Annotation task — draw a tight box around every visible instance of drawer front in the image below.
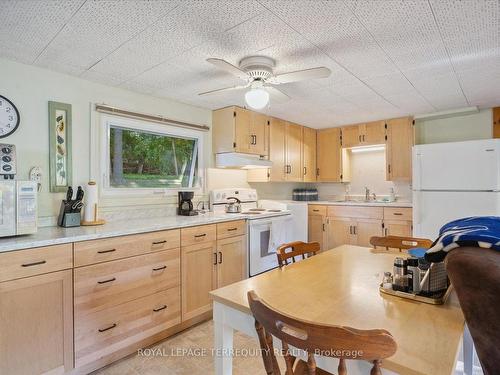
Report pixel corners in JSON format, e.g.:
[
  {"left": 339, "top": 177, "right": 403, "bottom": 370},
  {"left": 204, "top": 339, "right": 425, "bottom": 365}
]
[
  {"left": 74, "top": 229, "right": 180, "bottom": 267},
  {"left": 75, "top": 287, "right": 180, "bottom": 368},
  {"left": 308, "top": 205, "right": 327, "bottom": 216},
  {"left": 384, "top": 207, "right": 413, "bottom": 221},
  {"left": 217, "top": 220, "right": 246, "bottom": 239},
  {"left": 0, "top": 244, "right": 72, "bottom": 282},
  {"left": 74, "top": 248, "right": 180, "bottom": 317},
  {"left": 181, "top": 224, "right": 216, "bottom": 246},
  {"left": 327, "top": 205, "right": 383, "bottom": 220}
]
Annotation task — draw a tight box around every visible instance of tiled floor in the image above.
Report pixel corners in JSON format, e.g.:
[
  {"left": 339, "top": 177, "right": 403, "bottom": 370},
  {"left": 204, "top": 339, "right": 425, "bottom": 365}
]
[{"left": 91, "top": 320, "right": 270, "bottom": 375}]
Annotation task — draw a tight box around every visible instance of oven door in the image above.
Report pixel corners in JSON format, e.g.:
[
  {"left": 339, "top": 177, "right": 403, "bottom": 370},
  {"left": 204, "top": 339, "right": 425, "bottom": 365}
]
[{"left": 248, "top": 218, "right": 279, "bottom": 277}]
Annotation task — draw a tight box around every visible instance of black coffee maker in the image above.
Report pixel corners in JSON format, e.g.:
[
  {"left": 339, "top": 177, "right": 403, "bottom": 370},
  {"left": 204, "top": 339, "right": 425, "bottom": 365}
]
[{"left": 178, "top": 191, "right": 198, "bottom": 216}]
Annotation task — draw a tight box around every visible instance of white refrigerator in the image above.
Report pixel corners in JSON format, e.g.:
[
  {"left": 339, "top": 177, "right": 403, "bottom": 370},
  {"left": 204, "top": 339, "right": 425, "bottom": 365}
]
[{"left": 413, "top": 139, "right": 500, "bottom": 239}]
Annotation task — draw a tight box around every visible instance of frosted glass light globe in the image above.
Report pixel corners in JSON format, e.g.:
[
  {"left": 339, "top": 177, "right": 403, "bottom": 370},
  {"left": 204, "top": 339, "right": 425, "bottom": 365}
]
[{"left": 245, "top": 88, "right": 270, "bottom": 109}]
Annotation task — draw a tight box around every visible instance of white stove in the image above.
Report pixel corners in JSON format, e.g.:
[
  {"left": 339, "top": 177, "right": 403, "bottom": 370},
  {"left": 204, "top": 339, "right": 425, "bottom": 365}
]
[{"left": 210, "top": 189, "right": 298, "bottom": 277}]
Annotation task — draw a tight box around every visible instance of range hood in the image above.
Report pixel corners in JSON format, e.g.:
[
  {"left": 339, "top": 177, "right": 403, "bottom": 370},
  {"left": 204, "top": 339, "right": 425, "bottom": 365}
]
[{"left": 215, "top": 153, "right": 272, "bottom": 169}]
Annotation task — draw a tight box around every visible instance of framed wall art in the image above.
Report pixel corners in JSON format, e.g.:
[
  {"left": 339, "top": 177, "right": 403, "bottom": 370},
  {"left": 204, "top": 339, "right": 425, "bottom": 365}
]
[{"left": 48, "top": 101, "right": 72, "bottom": 193}]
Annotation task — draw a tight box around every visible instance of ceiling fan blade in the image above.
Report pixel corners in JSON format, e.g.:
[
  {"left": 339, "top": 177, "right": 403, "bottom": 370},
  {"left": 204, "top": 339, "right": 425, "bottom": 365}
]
[
  {"left": 198, "top": 84, "right": 248, "bottom": 96},
  {"left": 265, "top": 86, "right": 290, "bottom": 103},
  {"left": 206, "top": 58, "right": 249, "bottom": 81},
  {"left": 270, "top": 67, "right": 331, "bottom": 84}
]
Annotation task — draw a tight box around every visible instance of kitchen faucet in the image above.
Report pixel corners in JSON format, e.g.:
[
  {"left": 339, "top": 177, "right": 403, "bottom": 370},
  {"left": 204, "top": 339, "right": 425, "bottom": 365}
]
[{"left": 365, "top": 187, "right": 370, "bottom": 201}]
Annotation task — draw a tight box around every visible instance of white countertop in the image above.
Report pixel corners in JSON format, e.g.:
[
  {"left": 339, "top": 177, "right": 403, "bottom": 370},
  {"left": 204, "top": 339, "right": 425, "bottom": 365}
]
[
  {"left": 309, "top": 200, "right": 413, "bottom": 208},
  {"left": 0, "top": 211, "right": 289, "bottom": 253}
]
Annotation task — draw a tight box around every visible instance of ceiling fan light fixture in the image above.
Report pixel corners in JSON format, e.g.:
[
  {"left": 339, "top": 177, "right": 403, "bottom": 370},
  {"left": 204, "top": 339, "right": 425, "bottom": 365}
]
[{"left": 245, "top": 88, "right": 269, "bottom": 110}]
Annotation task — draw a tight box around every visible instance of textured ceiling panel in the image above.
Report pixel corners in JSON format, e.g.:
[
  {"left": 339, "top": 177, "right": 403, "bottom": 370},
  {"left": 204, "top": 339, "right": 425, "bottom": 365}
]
[
  {"left": 0, "top": 1, "right": 498, "bottom": 127},
  {"left": 35, "top": 0, "right": 179, "bottom": 70},
  {"left": 0, "top": 0, "right": 85, "bottom": 63}
]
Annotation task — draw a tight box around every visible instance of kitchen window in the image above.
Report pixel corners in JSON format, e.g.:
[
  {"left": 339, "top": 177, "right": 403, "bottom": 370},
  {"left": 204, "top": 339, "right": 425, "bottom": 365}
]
[{"left": 100, "top": 115, "right": 203, "bottom": 194}]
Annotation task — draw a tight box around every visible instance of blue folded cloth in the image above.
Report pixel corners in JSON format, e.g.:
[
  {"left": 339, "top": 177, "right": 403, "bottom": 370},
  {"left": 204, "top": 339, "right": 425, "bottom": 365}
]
[{"left": 425, "top": 216, "right": 500, "bottom": 262}]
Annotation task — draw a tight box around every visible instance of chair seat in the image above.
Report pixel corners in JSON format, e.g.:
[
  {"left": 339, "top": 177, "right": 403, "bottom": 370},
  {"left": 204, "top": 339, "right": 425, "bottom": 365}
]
[{"left": 294, "top": 359, "right": 334, "bottom": 375}]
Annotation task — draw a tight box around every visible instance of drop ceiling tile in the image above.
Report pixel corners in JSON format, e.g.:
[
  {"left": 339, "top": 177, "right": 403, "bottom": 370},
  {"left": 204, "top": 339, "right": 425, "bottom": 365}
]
[
  {"left": 80, "top": 69, "right": 124, "bottom": 87},
  {"left": 0, "top": 0, "right": 85, "bottom": 63},
  {"left": 384, "top": 91, "right": 435, "bottom": 114},
  {"left": 363, "top": 73, "right": 416, "bottom": 97},
  {"left": 35, "top": 0, "right": 179, "bottom": 70}
]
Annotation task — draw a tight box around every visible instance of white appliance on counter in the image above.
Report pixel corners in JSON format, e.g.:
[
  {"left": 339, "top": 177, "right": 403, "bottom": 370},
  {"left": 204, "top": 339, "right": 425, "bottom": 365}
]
[
  {"left": 413, "top": 139, "right": 500, "bottom": 239},
  {"left": 210, "top": 188, "right": 302, "bottom": 277},
  {"left": 0, "top": 180, "right": 38, "bottom": 237}
]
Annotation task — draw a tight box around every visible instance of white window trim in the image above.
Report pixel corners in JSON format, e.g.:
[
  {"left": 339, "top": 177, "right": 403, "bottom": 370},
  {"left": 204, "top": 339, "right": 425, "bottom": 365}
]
[{"left": 99, "top": 114, "right": 204, "bottom": 197}]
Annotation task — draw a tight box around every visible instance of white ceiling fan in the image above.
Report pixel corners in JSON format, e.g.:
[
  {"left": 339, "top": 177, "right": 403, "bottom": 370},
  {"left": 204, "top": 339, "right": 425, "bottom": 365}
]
[{"left": 198, "top": 56, "right": 331, "bottom": 109}]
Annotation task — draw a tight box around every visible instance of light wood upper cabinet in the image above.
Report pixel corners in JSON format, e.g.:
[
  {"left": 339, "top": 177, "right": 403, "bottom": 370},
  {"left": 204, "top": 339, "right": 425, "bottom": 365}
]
[
  {"left": 302, "top": 126, "right": 317, "bottom": 182},
  {"left": 285, "top": 122, "right": 303, "bottom": 181},
  {"left": 317, "top": 128, "right": 342, "bottom": 182},
  {"left": 493, "top": 107, "right": 500, "bottom": 138},
  {"left": 269, "top": 117, "right": 286, "bottom": 181},
  {"left": 212, "top": 106, "right": 268, "bottom": 156},
  {"left": 340, "top": 125, "right": 361, "bottom": 148},
  {"left": 0, "top": 270, "right": 73, "bottom": 375},
  {"left": 386, "top": 117, "right": 414, "bottom": 181},
  {"left": 363, "top": 121, "right": 386, "bottom": 145}
]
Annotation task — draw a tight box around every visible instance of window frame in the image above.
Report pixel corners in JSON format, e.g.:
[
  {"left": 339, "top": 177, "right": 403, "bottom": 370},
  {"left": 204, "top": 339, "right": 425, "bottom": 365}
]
[{"left": 99, "top": 114, "right": 205, "bottom": 196}]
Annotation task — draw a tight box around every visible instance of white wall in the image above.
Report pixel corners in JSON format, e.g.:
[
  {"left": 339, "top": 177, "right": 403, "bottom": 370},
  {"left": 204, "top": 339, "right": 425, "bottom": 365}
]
[
  {"left": 415, "top": 108, "right": 492, "bottom": 144},
  {"left": 0, "top": 58, "right": 212, "bottom": 223}
]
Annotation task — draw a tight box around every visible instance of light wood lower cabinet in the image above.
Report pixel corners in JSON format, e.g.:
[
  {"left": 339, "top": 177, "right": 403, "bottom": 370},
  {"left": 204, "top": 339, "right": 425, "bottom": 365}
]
[
  {"left": 326, "top": 217, "right": 356, "bottom": 248},
  {"left": 75, "top": 287, "right": 180, "bottom": 368},
  {"left": 308, "top": 214, "right": 327, "bottom": 250},
  {"left": 216, "top": 235, "right": 247, "bottom": 288},
  {"left": 0, "top": 270, "right": 73, "bottom": 375},
  {"left": 181, "top": 241, "right": 217, "bottom": 321},
  {"left": 181, "top": 223, "right": 247, "bottom": 321}
]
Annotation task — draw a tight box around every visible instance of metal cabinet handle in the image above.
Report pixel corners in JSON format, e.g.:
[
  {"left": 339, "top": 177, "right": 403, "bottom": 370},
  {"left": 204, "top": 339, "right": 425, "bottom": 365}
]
[
  {"left": 194, "top": 233, "right": 206, "bottom": 238},
  {"left": 303, "top": 166, "right": 307, "bottom": 175},
  {"left": 363, "top": 135, "right": 365, "bottom": 142},
  {"left": 322, "top": 223, "right": 325, "bottom": 231},
  {"left": 358, "top": 135, "right": 361, "bottom": 142},
  {"left": 153, "top": 305, "right": 167, "bottom": 312},
  {"left": 213, "top": 252, "right": 218, "bottom": 266},
  {"left": 349, "top": 225, "right": 352, "bottom": 235},
  {"left": 393, "top": 212, "right": 403, "bottom": 216},
  {"left": 97, "top": 277, "right": 116, "bottom": 284},
  {"left": 227, "top": 228, "right": 238, "bottom": 231},
  {"left": 218, "top": 251, "right": 223, "bottom": 264},
  {"left": 98, "top": 323, "right": 117, "bottom": 333},
  {"left": 313, "top": 209, "right": 319, "bottom": 212},
  {"left": 152, "top": 265, "right": 167, "bottom": 271},
  {"left": 97, "top": 248, "right": 116, "bottom": 254},
  {"left": 152, "top": 240, "right": 167, "bottom": 245},
  {"left": 21, "top": 260, "right": 46, "bottom": 267},
  {"left": 385, "top": 228, "right": 388, "bottom": 236},
  {"left": 388, "top": 164, "right": 391, "bottom": 174},
  {"left": 254, "top": 135, "right": 257, "bottom": 145},
  {"left": 353, "top": 226, "right": 357, "bottom": 235}
]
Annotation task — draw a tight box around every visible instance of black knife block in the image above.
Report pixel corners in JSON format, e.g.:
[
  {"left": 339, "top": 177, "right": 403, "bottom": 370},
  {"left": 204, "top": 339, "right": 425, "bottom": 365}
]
[{"left": 57, "top": 201, "right": 81, "bottom": 228}]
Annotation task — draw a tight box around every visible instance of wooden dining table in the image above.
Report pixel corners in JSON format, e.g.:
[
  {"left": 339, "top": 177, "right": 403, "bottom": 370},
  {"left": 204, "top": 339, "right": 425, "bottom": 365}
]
[{"left": 210, "top": 245, "right": 466, "bottom": 375}]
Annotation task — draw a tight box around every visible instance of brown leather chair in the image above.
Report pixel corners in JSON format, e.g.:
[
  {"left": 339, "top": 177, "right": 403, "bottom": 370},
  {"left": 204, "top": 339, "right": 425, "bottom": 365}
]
[{"left": 445, "top": 247, "right": 500, "bottom": 375}]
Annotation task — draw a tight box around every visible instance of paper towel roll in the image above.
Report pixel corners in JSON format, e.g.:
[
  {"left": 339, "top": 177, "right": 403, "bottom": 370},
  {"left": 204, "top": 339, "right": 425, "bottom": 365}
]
[{"left": 83, "top": 180, "right": 99, "bottom": 222}]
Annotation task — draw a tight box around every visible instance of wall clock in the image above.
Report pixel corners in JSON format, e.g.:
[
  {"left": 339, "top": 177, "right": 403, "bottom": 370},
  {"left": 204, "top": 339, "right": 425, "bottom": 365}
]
[{"left": 0, "top": 95, "right": 20, "bottom": 138}]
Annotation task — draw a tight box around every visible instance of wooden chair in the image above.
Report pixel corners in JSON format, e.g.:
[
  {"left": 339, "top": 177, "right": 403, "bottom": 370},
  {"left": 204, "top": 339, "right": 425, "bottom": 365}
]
[
  {"left": 369, "top": 235, "right": 433, "bottom": 252},
  {"left": 276, "top": 241, "right": 320, "bottom": 267},
  {"left": 248, "top": 290, "right": 397, "bottom": 375}
]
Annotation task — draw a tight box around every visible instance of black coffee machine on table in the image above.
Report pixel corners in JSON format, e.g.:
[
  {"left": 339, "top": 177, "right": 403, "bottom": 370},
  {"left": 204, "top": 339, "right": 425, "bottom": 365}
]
[{"left": 178, "top": 191, "right": 198, "bottom": 216}]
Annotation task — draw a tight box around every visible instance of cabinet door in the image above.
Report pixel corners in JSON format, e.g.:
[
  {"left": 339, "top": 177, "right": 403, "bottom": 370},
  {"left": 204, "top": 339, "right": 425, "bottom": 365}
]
[
  {"left": 317, "top": 128, "right": 342, "bottom": 182},
  {"left": 181, "top": 242, "right": 217, "bottom": 321},
  {"left": 355, "top": 219, "right": 383, "bottom": 247},
  {"left": 384, "top": 220, "right": 413, "bottom": 237},
  {"left": 494, "top": 107, "right": 500, "bottom": 138},
  {"left": 341, "top": 125, "right": 361, "bottom": 148},
  {"left": 269, "top": 117, "right": 286, "bottom": 181},
  {"left": 363, "top": 121, "right": 386, "bottom": 145},
  {"left": 285, "top": 122, "right": 303, "bottom": 181},
  {"left": 326, "top": 217, "right": 355, "bottom": 248},
  {"left": 308, "top": 214, "right": 326, "bottom": 251},
  {"left": 216, "top": 235, "right": 247, "bottom": 288},
  {"left": 234, "top": 107, "right": 251, "bottom": 153},
  {"left": 302, "top": 126, "right": 317, "bottom": 182},
  {"left": 0, "top": 270, "right": 73, "bottom": 375},
  {"left": 386, "top": 117, "right": 413, "bottom": 181},
  {"left": 250, "top": 111, "right": 268, "bottom": 156}
]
